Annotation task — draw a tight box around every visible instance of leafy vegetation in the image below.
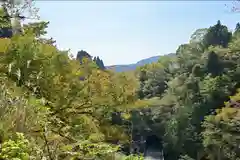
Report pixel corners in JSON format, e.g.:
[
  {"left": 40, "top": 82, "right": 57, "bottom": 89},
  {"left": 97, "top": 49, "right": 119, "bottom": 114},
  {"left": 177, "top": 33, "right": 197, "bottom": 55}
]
[
  {"left": 133, "top": 15, "right": 240, "bottom": 160},
  {"left": 0, "top": 0, "right": 240, "bottom": 160}
]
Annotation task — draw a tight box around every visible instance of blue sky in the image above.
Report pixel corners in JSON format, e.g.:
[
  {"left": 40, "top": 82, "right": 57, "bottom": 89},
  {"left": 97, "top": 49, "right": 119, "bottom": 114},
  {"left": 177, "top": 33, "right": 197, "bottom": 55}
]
[{"left": 34, "top": 1, "right": 240, "bottom": 66}]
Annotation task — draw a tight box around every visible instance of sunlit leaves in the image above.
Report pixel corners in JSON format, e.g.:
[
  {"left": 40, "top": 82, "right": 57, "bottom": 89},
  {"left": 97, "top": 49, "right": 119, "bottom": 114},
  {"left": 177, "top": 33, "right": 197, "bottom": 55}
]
[
  {"left": 23, "top": 21, "right": 49, "bottom": 37},
  {"left": 0, "top": 132, "right": 30, "bottom": 160},
  {"left": 124, "top": 154, "right": 144, "bottom": 160},
  {"left": 134, "top": 20, "right": 240, "bottom": 160},
  {"left": 202, "top": 106, "right": 240, "bottom": 160},
  {"left": 190, "top": 28, "right": 208, "bottom": 44},
  {"left": 0, "top": 22, "right": 141, "bottom": 159},
  {"left": 0, "top": 38, "right": 10, "bottom": 53}
]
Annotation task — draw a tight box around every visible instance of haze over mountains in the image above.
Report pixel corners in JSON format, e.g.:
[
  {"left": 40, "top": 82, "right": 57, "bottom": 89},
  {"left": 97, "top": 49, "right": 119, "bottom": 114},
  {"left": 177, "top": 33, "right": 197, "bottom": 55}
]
[
  {"left": 75, "top": 49, "right": 175, "bottom": 72},
  {"left": 107, "top": 53, "right": 175, "bottom": 72}
]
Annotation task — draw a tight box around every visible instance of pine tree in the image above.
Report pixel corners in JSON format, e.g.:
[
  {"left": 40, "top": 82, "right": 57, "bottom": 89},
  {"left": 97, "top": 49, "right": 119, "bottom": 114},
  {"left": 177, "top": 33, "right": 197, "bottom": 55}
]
[
  {"left": 203, "top": 20, "right": 232, "bottom": 48},
  {"left": 99, "top": 59, "right": 105, "bottom": 69},
  {"left": 235, "top": 22, "right": 240, "bottom": 32},
  {"left": 76, "top": 50, "right": 92, "bottom": 64},
  {"left": 93, "top": 56, "right": 105, "bottom": 70},
  {"left": 233, "top": 22, "right": 240, "bottom": 38}
]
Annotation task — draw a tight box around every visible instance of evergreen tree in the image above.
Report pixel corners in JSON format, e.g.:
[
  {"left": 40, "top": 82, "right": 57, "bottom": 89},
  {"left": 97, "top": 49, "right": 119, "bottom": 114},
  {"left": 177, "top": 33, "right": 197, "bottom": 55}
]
[
  {"left": 233, "top": 22, "right": 240, "bottom": 38},
  {"left": 76, "top": 50, "right": 92, "bottom": 64},
  {"left": 203, "top": 20, "right": 232, "bottom": 48},
  {"left": 235, "top": 22, "right": 240, "bottom": 32},
  {"left": 93, "top": 56, "right": 105, "bottom": 70},
  {"left": 99, "top": 59, "right": 105, "bottom": 69}
]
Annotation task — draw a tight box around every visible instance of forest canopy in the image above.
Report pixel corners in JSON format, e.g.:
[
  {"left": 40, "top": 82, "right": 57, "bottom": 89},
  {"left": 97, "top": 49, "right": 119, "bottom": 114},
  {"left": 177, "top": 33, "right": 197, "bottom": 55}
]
[{"left": 0, "top": 0, "right": 240, "bottom": 160}]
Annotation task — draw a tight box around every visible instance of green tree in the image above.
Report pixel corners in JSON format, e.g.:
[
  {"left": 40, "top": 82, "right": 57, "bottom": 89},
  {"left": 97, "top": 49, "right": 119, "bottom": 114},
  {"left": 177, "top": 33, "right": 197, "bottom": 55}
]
[
  {"left": 202, "top": 90, "right": 240, "bottom": 160},
  {"left": 203, "top": 20, "right": 232, "bottom": 48}
]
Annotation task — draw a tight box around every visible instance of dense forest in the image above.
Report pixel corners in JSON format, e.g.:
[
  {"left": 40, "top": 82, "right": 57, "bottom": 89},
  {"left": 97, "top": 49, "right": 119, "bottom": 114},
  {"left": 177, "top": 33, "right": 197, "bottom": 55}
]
[{"left": 0, "top": 0, "right": 240, "bottom": 160}]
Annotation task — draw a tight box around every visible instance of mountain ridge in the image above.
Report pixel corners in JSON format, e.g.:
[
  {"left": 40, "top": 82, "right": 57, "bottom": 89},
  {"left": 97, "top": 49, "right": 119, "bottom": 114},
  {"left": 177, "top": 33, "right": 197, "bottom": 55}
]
[{"left": 107, "top": 54, "right": 174, "bottom": 72}]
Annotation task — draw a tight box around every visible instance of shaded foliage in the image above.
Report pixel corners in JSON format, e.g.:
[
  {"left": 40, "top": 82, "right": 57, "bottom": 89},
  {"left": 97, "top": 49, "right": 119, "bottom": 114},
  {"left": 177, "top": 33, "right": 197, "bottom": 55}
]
[
  {"left": 133, "top": 20, "right": 240, "bottom": 160},
  {"left": 0, "top": 2, "right": 240, "bottom": 160}
]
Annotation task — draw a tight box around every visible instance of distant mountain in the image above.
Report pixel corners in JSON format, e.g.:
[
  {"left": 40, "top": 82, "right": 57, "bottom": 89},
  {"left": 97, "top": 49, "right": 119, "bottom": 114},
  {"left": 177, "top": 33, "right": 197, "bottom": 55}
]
[{"left": 107, "top": 54, "right": 174, "bottom": 72}]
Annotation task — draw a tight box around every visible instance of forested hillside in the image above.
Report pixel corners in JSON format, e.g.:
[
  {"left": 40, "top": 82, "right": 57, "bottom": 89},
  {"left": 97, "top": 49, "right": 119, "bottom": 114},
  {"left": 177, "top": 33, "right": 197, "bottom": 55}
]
[
  {"left": 107, "top": 55, "right": 162, "bottom": 72},
  {"left": 0, "top": 1, "right": 239, "bottom": 160},
  {"left": 107, "top": 53, "right": 175, "bottom": 72},
  {"left": 134, "top": 20, "right": 240, "bottom": 159}
]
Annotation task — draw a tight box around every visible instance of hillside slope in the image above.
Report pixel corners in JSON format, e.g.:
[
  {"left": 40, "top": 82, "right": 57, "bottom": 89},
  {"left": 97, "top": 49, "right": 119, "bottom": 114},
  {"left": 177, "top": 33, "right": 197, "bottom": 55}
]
[{"left": 107, "top": 54, "right": 174, "bottom": 72}]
